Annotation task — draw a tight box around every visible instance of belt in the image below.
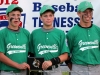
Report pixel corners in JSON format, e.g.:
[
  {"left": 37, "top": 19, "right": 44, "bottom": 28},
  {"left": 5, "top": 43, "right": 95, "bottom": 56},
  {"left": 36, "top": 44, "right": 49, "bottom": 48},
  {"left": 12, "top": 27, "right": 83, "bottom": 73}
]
[{"left": 3, "top": 70, "right": 20, "bottom": 73}]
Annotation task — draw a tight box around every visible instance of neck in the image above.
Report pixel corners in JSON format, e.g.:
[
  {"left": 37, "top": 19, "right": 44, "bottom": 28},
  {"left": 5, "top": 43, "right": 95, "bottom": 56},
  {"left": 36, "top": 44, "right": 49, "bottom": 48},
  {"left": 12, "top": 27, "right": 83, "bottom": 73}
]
[
  {"left": 79, "top": 21, "right": 91, "bottom": 27},
  {"left": 8, "top": 25, "right": 19, "bottom": 30},
  {"left": 43, "top": 24, "right": 53, "bottom": 29}
]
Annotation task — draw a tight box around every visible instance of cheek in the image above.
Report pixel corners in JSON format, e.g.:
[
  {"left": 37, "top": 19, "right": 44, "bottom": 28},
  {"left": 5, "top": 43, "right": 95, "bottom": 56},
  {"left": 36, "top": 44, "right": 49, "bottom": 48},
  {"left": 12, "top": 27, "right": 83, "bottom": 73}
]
[
  {"left": 90, "top": 14, "right": 93, "bottom": 18},
  {"left": 7, "top": 17, "right": 11, "bottom": 20},
  {"left": 18, "top": 16, "right": 21, "bottom": 19},
  {"left": 82, "top": 15, "right": 85, "bottom": 18},
  {"left": 81, "top": 15, "right": 88, "bottom": 19},
  {"left": 50, "top": 17, "right": 54, "bottom": 21},
  {"left": 42, "top": 19, "right": 47, "bottom": 23},
  {"left": 80, "top": 15, "right": 85, "bottom": 20},
  {"left": 10, "top": 18, "right": 15, "bottom": 22},
  {"left": 18, "top": 18, "right": 20, "bottom": 21},
  {"left": 51, "top": 17, "right": 54, "bottom": 20}
]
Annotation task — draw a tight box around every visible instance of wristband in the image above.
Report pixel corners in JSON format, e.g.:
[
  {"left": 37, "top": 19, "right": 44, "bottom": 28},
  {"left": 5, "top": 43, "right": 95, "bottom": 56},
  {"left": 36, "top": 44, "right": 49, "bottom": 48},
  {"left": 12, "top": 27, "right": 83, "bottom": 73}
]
[{"left": 50, "top": 57, "right": 61, "bottom": 65}]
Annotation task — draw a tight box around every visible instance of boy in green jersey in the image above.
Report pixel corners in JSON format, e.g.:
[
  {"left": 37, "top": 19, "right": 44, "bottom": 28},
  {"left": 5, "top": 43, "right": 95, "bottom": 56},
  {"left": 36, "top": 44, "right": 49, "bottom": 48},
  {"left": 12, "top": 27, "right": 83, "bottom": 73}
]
[
  {"left": 0, "top": 4, "right": 30, "bottom": 75},
  {"left": 66, "top": 1, "right": 100, "bottom": 75},
  {"left": 30, "top": 5, "right": 70, "bottom": 75}
]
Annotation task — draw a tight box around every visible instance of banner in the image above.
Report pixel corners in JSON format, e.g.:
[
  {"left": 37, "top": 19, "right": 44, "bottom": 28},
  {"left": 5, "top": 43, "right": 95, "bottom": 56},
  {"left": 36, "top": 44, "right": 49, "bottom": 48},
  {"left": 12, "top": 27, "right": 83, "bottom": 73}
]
[{"left": 0, "top": 0, "right": 99, "bottom": 33}]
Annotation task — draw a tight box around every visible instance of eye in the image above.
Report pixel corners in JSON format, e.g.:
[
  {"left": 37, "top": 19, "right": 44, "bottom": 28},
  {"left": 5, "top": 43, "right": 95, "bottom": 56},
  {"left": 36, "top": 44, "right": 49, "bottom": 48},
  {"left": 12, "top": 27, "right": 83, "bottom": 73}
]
[
  {"left": 17, "top": 14, "right": 21, "bottom": 17},
  {"left": 49, "top": 14, "right": 53, "bottom": 17},
  {"left": 12, "top": 14, "right": 15, "bottom": 16},
  {"left": 44, "top": 15, "right": 47, "bottom": 17}
]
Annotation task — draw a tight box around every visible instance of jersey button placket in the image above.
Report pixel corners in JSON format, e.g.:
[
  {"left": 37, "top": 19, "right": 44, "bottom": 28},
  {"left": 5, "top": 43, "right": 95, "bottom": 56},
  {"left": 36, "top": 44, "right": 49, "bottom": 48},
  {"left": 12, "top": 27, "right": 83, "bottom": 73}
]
[
  {"left": 16, "top": 34, "right": 18, "bottom": 41},
  {"left": 88, "top": 30, "right": 90, "bottom": 37},
  {"left": 46, "top": 33, "right": 48, "bottom": 40}
]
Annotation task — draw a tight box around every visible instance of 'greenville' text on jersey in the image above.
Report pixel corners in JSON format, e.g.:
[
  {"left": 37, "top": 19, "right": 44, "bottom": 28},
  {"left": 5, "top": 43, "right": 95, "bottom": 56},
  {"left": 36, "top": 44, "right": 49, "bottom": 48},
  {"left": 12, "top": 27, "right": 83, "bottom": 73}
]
[
  {"left": 37, "top": 43, "right": 58, "bottom": 55},
  {"left": 78, "top": 40, "right": 99, "bottom": 51},
  {"left": 7, "top": 43, "right": 26, "bottom": 55}
]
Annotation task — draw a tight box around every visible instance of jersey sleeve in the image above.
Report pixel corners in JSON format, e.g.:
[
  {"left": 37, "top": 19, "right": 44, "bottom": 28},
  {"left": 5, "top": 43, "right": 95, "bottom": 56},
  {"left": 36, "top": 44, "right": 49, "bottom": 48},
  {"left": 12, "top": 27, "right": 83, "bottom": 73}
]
[
  {"left": 66, "top": 31, "right": 74, "bottom": 53},
  {"left": 29, "top": 31, "right": 35, "bottom": 54},
  {"left": 22, "top": 28, "right": 30, "bottom": 53},
  {"left": 0, "top": 31, "right": 6, "bottom": 53},
  {"left": 60, "top": 31, "right": 70, "bottom": 54},
  {"left": 27, "top": 31, "right": 31, "bottom": 53}
]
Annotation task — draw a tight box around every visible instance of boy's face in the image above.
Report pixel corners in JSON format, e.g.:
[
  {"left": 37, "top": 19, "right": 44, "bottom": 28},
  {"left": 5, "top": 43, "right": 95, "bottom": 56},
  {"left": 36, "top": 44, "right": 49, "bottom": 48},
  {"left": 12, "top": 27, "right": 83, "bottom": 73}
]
[
  {"left": 40, "top": 11, "right": 54, "bottom": 26},
  {"left": 7, "top": 10, "right": 21, "bottom": 27},
  {"left": 77, "top": 8, "right": 93, "bottom": 23}
]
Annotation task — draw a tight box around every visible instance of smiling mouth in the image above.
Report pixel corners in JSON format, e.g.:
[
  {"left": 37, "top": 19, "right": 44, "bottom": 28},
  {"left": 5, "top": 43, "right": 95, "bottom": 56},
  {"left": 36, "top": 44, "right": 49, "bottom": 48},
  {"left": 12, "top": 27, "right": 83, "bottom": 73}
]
[
  {"left": 14, "top": 21, "right": 18, "bottom": 22},
  {"left": 14, "top": 21, "right": 19, "bottom": 23}
]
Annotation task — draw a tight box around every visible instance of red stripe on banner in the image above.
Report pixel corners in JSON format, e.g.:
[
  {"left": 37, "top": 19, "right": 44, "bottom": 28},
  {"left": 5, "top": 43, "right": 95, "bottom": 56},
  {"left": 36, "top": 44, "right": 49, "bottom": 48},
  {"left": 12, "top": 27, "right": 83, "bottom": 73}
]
[
  {"left": 0, "top": 15, "right": 7, "bottom": 20},
  {"left": 19, "top": 21, "right": 22, "bottom": 27}
]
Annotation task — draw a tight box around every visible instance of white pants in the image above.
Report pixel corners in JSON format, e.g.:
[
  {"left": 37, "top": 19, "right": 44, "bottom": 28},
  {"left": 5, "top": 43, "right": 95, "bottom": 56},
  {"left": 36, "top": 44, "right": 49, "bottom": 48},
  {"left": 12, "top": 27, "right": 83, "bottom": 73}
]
[
  {"left": 43, "top": 65, "right": 62, "bottom": 75},
  {"left": 0, "top": 70, "right": 26, "bottom": 75},
  {"left": 71, "top": 64, "right": 100, "bottom": 75}
]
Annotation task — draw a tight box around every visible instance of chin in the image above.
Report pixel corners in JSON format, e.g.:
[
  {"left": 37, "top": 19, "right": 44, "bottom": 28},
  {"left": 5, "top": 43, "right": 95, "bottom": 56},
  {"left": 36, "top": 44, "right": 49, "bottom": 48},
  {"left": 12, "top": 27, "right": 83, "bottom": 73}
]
[
  {"left": 84, "top": 20, "right": 91, "bottom": 23},
  {"left": 13, "top": 25, "right": 19, "bottom": 27},
  {"left": 46, "top": 23, "right": 52, "bottom": 26},
  {"left": 47, "top": 24, "right": 51, "bottom": 26},
  {"left": 86, "top": 21, "right": 91, "bottom": 23}
]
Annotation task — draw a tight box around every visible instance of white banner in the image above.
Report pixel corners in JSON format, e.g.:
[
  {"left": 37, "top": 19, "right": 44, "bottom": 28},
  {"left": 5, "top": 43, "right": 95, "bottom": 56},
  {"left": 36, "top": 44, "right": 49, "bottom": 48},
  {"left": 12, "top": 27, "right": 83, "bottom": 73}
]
[{"left": 0, "top": 0, "right": 100, "bottom": 33}]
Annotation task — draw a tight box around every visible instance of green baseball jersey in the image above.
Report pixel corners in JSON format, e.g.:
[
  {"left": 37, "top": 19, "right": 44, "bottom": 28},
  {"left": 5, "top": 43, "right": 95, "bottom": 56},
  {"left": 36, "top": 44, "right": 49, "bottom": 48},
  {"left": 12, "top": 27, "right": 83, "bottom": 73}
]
[
  {"left": 30, "top": 28, "right": 69, "bottom": 60},
  {"left": 0, "top": 27, "right": 30, "bottom": 71},
  {"left": 67, "top": 24, "right": 100, "bottom": 65}
]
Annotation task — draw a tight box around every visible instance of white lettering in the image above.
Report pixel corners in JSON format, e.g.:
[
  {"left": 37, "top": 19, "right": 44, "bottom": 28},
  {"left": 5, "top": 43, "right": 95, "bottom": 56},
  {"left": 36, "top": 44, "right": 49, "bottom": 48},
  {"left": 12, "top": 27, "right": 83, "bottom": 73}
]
[
  {"left": 7, "top": 43, "right": 26, "bottom": 50},
  {"left": 78, "top": 40, "right": 99, "bottom": 47},
  {"left": 37, "top": 43, "right": 58, "bottom": 51}
]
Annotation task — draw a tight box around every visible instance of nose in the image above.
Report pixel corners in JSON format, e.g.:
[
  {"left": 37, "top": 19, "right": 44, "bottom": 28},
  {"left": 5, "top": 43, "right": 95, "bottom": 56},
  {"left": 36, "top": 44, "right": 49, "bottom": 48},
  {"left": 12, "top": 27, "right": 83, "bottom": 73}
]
[
  {"left": 87, "top": 13, "right": 91, "bottom": 17},
  {"left": 14, "top": 15, "right": 19, "bottom": 20},
  {"left": 47, "top": 16, "right": 51, "bottom": 20}
]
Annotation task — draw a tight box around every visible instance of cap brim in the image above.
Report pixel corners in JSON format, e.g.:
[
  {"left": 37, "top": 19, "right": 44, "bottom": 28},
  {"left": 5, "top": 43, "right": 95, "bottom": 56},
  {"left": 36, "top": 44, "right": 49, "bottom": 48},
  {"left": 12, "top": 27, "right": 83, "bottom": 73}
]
[
  {"left": 82, "top": 7, "right": 93, "bottom": 12},
  {"left": 13, "top": 7, "right": 23, "bottom": 12},
  {"left": 41, "top": 9, "right": 55, "bottom": 15}
]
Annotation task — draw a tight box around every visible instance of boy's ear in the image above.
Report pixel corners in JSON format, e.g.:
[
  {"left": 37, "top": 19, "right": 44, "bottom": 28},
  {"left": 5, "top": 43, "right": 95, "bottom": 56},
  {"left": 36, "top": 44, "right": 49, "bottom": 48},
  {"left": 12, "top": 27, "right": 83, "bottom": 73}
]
[
  {"left": 40, "top": 16, "right": 43, "bottom": 21},
  {"left": 77, "top": 12, "right": 80, "bottom": 17}
]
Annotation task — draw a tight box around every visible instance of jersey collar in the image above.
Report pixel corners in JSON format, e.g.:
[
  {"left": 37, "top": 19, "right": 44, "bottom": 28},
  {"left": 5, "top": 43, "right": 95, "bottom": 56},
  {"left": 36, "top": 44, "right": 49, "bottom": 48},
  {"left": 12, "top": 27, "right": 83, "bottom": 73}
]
[
  {"left": 7, "top": 27, "right": 20, "bottom": 33},
  {"left": 41, "top": 27, "right": 54, "bottom": 32},
  {"left": 78, "top": 23, "right": 93, "bottom": 28}
]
